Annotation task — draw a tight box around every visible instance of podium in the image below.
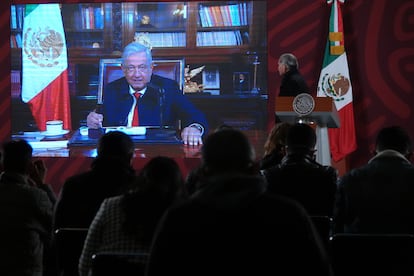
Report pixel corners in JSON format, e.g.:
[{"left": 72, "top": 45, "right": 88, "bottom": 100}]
[
  {"left": 275, "top": 96, "right": 340, "bottom": 165},
  {"left": 275, "top": 96, "right": 339, "bottom": 128}
]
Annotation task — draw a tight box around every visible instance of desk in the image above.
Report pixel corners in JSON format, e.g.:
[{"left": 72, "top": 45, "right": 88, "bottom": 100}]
[
  {"left": 34, "top": 130, "right": 267, "bottom": 195},
  {"left": 69, "top": 94, "right": 268, "bottom": 131},
  {"left": 188, "top": 94, "right": 268, "bottom": 130}
]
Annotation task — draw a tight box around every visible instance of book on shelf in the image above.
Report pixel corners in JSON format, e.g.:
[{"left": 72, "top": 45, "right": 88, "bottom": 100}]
[
  {"left": 228, "top": 4, "right": 241, "bottom": 26},
  {"left": 199, "top": 3, "right": 248, "bottom": 28},
  {"left": 80, "top": 5, "right": 104, "bottom": 30},
  {"left": 11, "top": 5, "right": 25, "bottom": 30},
  {"left": 11, "top": 70, "right": 21, "bottom": 98},
  {"left": 220, "top": 5, "right": 231, "bottom": 26},
  {"left": 136, "top": 32, "right": 186, "bottom": 48},
  {"left": 10, "top": 33, "right": 22, "bottom": 48},
  {"left": 197, "top": 30, "right": 246, "bottom": 47},
  {"left": 11, "top": 5, "right": 17, "bottom": 29},
  {"left": 210, "top": 5, "right": 222, "bottom": 27}
]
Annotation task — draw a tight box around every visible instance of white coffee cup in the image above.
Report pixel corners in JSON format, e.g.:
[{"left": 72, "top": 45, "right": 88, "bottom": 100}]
[{"left": 46, "top": 120, "right": 63, "bottom": 133}]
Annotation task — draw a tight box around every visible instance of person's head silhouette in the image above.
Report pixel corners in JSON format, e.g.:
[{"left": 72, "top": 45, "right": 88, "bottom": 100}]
[
  {"left": 375, "top": 125, "right": 412, "bottom": 160},
  {"left": 97, "top": 131, "right": 135, "bottom": 164},
  {"left": 201, "top": 128, "right": 256, "bottom": 175}
]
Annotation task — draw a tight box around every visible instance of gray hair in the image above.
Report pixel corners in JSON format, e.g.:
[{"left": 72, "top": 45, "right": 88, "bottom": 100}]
[
  {"left": 121, "top": 42, "right": 152, "bottom": 66},
  {"left": 279, "top": 53, "right": 299, "bottom": 70}
]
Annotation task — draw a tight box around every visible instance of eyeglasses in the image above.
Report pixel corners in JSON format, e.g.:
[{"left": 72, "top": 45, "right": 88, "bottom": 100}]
[{"left": 124, "top": 64, "right": 150, "bottom": 74}]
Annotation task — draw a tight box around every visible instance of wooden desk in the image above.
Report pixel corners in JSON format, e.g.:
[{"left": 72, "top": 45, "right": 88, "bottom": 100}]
[
  {"left": 36, "top": 130, "right": 267, "bottom": 195},
  {"left": 69, "top": 94, "right": 269, "bottom": 131}
]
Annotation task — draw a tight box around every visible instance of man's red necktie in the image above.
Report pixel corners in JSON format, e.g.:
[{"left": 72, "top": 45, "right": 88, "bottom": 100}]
[{"left": 132, "top": 93, "right": 141, "bottom": 126}]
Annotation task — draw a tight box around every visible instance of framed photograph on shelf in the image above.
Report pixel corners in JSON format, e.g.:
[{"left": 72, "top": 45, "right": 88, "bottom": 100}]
[
  {"left": 202, "top": 66, "right": 220, "bottom": 95},
  {"left": 233, "top": 72, "right": 250, "bottom": 93}
]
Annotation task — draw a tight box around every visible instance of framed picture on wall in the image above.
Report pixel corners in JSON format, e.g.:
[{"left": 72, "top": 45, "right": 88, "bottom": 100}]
[
  {"left": 233, "top": 72, "right": 250, "bottom": 93},
  {"left": 202, "top": 66, "right": 220, "bottom": 88},
  {"left": 202, "top": 66, "right": 220, "bottom": 95}
]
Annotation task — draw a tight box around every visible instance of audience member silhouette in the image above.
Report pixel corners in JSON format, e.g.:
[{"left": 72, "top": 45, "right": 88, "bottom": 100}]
[
  {"left": 53, "top": 131, "right": 137, "bottom": 275},
  {"left": 334, "top": 125, "right": 414, "bottom": 234},
  {"left": 263, "top": 123, "right": 338, "bottom": 217},
  {"left": 79, "top": 156, "right": 185, "bottom": 276},
  {"left": 184, "top": 124, "right": 233, "bottom": 195},
  {"left": 54, "top": 131, "right": 136, "bottom": 231},
  {"left": 259, "top": 122, "right": 292, "bottom": 170},
  {"left": 0, "top": 139, "right": 56, "bottom": 276},
  {"left": 146, "top": 128, "right": 333, "bottom": 276}
]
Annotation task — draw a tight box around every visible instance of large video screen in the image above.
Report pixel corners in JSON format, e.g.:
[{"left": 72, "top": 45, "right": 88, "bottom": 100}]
[{"left": 10, "top": 1, "right": 268, "bottom": 137}]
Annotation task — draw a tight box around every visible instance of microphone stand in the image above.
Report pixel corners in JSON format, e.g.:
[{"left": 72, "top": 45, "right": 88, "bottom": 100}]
[{"left": 159, "top": 87, "right": 165, "bottom": 129}]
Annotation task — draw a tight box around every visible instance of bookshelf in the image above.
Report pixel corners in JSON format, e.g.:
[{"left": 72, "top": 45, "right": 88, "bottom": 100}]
[
  {"left": 196, "top": 2, "right": 250, "bottom": 47},
  {"left": 133, "top": 2, "right": 187, "bottom": 48},
  {"left": 62, "top": 3, "right": 107, "bottom": 49},
  {"left": 10, "top": 4, "right": 24, "bottom": 49},
  {"left": 10, "top": 1, "right": 267, "bottom": 131},
  {"left": 10, "top": 1, "right": 265, "bottom": 81}
]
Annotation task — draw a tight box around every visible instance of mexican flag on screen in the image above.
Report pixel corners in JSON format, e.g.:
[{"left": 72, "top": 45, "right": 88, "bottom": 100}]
[
  {"left": 22, "top": 4, "right": 71, "bottom": 131},
  {"left": 317, "top": 0, "right": 356, "bottom": 162}
]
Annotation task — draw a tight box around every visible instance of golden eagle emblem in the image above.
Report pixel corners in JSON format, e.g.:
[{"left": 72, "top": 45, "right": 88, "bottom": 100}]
[
  {"left": 184, "top": 65, "right": 205, "bottom": 93},
  {"left": 319, "top": 73, "right": 350, "bottom": 101},
  {"left": 23, "top": 26, "right": 64, "bottom": 67}
]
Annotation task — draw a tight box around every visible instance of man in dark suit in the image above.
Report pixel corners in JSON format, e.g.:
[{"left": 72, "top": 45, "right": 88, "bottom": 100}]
[
  {"left": 278, "top": 53, "right": 310, "bottom": 97},
  {"left": 87, "top": 42, "right": 208, "bottom": 146}
]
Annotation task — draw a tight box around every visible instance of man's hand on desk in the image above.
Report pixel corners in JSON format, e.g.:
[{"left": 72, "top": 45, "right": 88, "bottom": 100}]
[
  {"left": 181, "top": 125, "right": 203, "bottom": 146},
  {"left": 87, "top": 111, "right": 103, "bottom": 129}
]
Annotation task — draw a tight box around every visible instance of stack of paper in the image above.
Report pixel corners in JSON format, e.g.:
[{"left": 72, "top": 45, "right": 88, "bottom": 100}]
[{"left": 12, "top": 132, "right": 68, "bottom": 149}]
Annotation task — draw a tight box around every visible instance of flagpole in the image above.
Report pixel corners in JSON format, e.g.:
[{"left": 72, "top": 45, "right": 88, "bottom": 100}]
[{"left": 316, "top": 0, "right": 357, "bottom": 164}]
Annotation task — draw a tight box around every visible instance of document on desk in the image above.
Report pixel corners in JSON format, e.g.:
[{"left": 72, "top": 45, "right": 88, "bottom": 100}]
[
  {"left": 12, "top": 132, "right": 69, "bottom": 149},
  {"left": 28, "top": 140, "right": 69, "bottom": 149},
  {"left": 105, "top": 126, "right": 147, "bottom": 135},
  {"left": 68, "top": 126, "right": 182, "bottom": 147}
]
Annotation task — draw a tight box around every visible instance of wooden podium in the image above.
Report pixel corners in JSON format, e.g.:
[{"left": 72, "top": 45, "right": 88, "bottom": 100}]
[
  {"left": 275, "top": 96, "right": 339, "bottom": 128},
  {"left": 275, "top": 96, "right": 340, "bottom": 165}
]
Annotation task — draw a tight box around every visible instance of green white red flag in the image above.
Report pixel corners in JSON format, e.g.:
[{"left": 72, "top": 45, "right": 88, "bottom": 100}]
[
  {"left": 317, "top": 0, "right": 356, "bottom": 162},
  {"left": 22, "top": 4, "right": 71, "bottom": 131}
]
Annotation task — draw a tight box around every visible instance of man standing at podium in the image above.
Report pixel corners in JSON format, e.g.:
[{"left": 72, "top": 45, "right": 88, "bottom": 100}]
[
  {"left": 87, "top": 42, "right": 208, "bottom": 146},
  {"left": 277, "top": 53, "right": 310, "bottom": 97}
]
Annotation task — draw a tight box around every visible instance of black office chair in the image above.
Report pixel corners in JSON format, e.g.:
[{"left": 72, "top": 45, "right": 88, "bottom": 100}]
[
  {"left": 97, "top": 58, "right": 185, "bottom": 105},
  {"left": 54, "top": 227, "right": 89, "bottom": 276},
  {"left": 330, "top": 233, "right": 414, "bottom": 276},
  {"left": 91, "top": 251, "right": 150, "bottom": 276}
]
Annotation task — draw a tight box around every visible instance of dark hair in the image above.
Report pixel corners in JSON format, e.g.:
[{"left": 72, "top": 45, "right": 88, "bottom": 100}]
[
  {"left": 137, "top": 156, "right": 184, "bottom": 195},
  {"left": 214, "top": 124, "right": 233, "bottom": 132},
  {"left": 286, "top": 123, "right": 317, "bottom": 150},
  {"left": 375, "top": 126, "right": 412, "bottom": 156},
  {"left": 264, "top": 122, "right": 292, "bottom": 156},
  {"left": 1, "top": 139, "right": 32, "bottom": 173},
  {"left": 122, "top": 156, "right": 184, "bottom": 241},
  {"left": 97, "top": 131, "right": 134, "bottom": 161},
  {"left": 201, "top": 128, "right": 255, "bottom": 173}
]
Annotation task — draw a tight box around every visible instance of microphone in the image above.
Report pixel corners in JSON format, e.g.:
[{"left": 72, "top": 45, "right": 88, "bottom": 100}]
[{"left": 147, "top": 82, "right": 165, "bottom": 129}]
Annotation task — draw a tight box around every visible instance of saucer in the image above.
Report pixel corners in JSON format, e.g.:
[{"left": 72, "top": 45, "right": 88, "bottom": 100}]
[{"left": 40, "top": 129, "right": 69, "bottom": 137}]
